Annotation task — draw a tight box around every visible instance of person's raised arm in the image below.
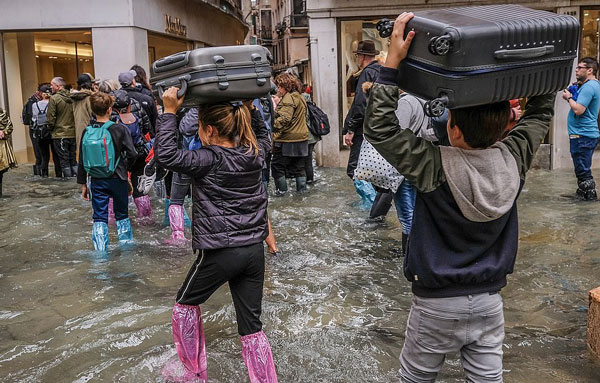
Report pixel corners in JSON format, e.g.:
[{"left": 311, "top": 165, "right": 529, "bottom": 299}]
[
  {"left": 502, "top": 93, "right": 555, "bottom": 178},
  {"left": 363, "top": 12, "right": 445, "bottom": 193},
  {"left": 154, "top": 87, "right": 215, "bottom": 177}
]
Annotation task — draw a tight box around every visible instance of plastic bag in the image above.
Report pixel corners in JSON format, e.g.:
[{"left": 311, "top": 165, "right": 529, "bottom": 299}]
[{"left": 353, "top": 139, "right": 403, "bottom": 192}]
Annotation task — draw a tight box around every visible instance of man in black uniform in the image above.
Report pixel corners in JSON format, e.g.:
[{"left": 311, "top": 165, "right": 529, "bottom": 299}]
[{"left": 343, "top": 40, "right": 392, "bottom": 220}]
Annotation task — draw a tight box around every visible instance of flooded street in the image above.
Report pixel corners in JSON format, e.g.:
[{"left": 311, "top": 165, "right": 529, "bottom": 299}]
[{"left": 1, "top": 165, "right": 600, "bottom": 382}]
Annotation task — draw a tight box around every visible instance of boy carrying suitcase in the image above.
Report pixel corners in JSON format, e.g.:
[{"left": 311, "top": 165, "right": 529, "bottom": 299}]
[
  {"left": 77, "top": 92, "right": 138, "bottom": 251},
  {"left": 364, "top": 13, "right": 555, "bottom": 382}
]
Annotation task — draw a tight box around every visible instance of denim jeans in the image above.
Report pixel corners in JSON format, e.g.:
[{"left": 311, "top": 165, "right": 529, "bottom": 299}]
[
  {"left": 394, "top": 180, "right": 417, "bottom": 235},
  {"left": 90, "top": 178, "right": 129, "bottom": 223},
  {"left": 569, "top": 136, "right": 598, "bottom": 183},
  {"left": 400, "top": 293, "right": 504, "bottom": 383}
]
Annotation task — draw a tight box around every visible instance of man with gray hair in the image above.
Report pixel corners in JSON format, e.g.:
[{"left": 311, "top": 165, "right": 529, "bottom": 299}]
[{"left": 47, "top": 76, "right": 77, "bottom": 177}]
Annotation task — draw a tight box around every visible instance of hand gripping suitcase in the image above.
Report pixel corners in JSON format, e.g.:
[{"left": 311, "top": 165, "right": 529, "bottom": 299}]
[
  {"left": 376, "top": 5, "right": 580, "bottom": 116},
  {"left": 150, "top": 45, "right": 272, "bottom": 107}
]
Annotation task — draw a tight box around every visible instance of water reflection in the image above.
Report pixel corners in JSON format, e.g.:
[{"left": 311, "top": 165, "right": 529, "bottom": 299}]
[{"left": 1, "top": 166, "right": 599, "bottom": 382}]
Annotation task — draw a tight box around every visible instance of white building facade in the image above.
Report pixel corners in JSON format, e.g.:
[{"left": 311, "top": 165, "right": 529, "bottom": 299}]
[
  {"left": 0, "top": 0, "right": 248, "bottom": 164},
  {"left": 307, "top": 0, "right": 600, "bottom": 169}
]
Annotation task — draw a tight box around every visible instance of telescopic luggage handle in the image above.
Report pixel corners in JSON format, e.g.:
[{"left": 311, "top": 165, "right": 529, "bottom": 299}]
[{"left": 156, "top": 75, "right": 190, "bottom": 100}]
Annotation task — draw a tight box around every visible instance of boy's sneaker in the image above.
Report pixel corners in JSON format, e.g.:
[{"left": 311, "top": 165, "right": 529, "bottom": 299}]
[{"left": 137, "top": 162, "right": 157, "bottom": 195}]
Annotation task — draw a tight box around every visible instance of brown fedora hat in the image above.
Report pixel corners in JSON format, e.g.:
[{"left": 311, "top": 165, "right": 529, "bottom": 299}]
[{"left": 354, "top": 40, "right": 380, "bottom": 56}]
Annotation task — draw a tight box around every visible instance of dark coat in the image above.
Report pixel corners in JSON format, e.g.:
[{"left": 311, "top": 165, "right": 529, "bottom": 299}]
[
  {"left": 343, "top": 60, "right": 381, "bottom": 135},
  {"left": 155, "top": 108, "right": 271, "bottom": 250},
  {"left": 123, "top": 86, "right": 157, "bottom": 134}
]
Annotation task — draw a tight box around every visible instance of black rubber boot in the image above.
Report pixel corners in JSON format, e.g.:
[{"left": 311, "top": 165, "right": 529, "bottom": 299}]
[
  {"left": 41, "top": 168, "right": 49, "bottom": 178},
  {"left": 33, "top": 165, "right": 39, "bottom": 176},
  {"left": 295, "top": 176, "right": 307, "bottom": 192},
  {"left": 578, "top": 179, "right": 597, "bottom": 201},
  {"left": 61, "top": 167, "right": 72, "bottom": 179},
  {"left": 368, "top": 191, "right": 393, "bottom": 222},
  {"left": 402, "top": 233, "right": 408, "bottom": 257},
  {"left": 274, "top": 176, "right": 288, "bottom": 195}
]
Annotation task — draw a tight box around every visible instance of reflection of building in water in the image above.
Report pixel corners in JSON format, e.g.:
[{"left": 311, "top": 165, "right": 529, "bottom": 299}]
[
  {"left": 0, "top": 0, "right": 248, "bottom": 164},
  {"left": 307, "top": 1, "right": 600, "bottom": 171}
]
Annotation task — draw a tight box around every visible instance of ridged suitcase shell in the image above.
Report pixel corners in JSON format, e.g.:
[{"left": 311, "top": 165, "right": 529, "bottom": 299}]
[
  {"left": 150, "top": 45, "right": 272, "bottom": 107},
  {"left": 384, "top": 5, "right": 580, "bottom": 113}
]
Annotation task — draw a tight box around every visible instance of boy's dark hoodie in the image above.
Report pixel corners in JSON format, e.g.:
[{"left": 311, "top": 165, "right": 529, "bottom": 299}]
[{"left": 364, "top": 66, "right": 555, "bottom": 298}]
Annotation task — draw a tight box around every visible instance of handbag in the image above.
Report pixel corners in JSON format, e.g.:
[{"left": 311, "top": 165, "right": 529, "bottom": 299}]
[{"left": 353, "top": 138, "right": 404, "bottom": 192}]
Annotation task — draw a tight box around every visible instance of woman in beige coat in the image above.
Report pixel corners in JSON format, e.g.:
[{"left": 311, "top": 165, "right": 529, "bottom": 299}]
[{"left": 0, "top": 108, "right": 17, "bottom": 197}]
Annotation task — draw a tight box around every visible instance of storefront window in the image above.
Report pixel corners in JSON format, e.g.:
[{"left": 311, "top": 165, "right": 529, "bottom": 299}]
[
  {"left": 340, "top": 19, "right": 388, "bottom": 139},
  {"left": 582, "top": 9, "right": 600, "bottom": 61},
  {"left": 33, "top": 30, "right": 94, "bottom": 89},
  {"left": 148, "top": 32, "right": 193, "bottom": 67}
]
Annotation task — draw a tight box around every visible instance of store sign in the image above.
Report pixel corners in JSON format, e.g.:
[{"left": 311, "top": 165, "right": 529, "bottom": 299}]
[{"left": 165, "top": 14, "right": 187, "bottom": 37}]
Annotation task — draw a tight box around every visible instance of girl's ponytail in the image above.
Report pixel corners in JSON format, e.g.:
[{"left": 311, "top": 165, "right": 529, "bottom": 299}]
[{"left": 234, "top": 105, "right": 259, "bottom": 156}]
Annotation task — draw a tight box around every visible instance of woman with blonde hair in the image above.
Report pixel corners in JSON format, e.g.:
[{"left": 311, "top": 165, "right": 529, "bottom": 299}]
[
  {"left": 272, "top": 72, "right": 309, "bottom": 193},
  {"left": 156, "top": 87, "right": 278, "bottom": 383}
]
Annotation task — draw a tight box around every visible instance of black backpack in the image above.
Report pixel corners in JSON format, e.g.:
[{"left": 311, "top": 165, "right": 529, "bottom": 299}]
[{"left": 306, "top": 101, "right": 330, "bottom": 137}]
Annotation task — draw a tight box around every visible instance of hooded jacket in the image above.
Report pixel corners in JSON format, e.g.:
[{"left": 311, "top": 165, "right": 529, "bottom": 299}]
[
  {"left": 47, "top": 89, "right": 76, "bottom": 139},
  {"left": 70, "top": 89, "right": 93, "bottom": 144},
  {"left": 122, "top": 85, "right": 157, "bottom": 134},
  {"left": 273, "top": 91, "right": 308, "bottom": 143},
  {"left": 364, "top": 66, "right": 554, "bottom": 298},
  {"left": 155, "top": 108, "right": 271, "bottom": 250}
]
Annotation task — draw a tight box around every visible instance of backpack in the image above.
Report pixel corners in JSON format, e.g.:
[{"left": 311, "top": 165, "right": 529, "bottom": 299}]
[
  {"left": 116, "top": 114, "right": 142, "bottom": 146},
  {"left": 306, "top": 101, "right": 330, "bottom": 136},
  {"left": 33, "top": 101, "right": 51, "bottom": 139},
  {"left": 82, "top": 121, "right": 119, "bottom": 178}
]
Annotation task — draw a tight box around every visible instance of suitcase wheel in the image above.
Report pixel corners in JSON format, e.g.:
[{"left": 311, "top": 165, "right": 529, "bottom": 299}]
[
  {"left": 376, "top": 18, "right": 394, "bottom": 38},
  {"left": 424, "top": 96, "right": 448, "bottom": 118},
  {"left": 428, "top": 35, "right": 452, "bottom": 56}
]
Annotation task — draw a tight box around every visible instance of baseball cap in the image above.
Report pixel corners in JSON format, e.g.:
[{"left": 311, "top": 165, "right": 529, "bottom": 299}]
[{"left": 118, "top": 70, "right": 137, "bottom": 86}]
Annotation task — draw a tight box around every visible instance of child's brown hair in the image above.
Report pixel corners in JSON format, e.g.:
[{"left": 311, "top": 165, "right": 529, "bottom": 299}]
[{"left": 90, "top": 92, "right": 114, "bottom": 116}]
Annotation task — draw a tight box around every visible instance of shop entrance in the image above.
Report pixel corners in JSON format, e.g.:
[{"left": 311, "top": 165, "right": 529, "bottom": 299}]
[{"left": 582, "top": 9, "right": 600, "bottom": 61}]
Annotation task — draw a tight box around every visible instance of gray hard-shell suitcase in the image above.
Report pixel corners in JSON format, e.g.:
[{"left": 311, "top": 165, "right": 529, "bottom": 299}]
[
  {"left": 150, "top": 45, "right": 272, "bottom": 107},
  {"left": 376, "top": 5, "right": 580, "bottom": 116}
]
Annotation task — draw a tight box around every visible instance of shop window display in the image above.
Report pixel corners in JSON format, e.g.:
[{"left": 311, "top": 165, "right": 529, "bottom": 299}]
[
  {"left": 340, "top": 19, "right": 389, "bottom": 140},
  {"left": 582, "top": 9, "right": 600, "bottom": 61}
]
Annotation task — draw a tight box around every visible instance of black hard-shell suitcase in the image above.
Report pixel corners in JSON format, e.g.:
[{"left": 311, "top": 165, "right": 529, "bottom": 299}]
[
  {"left": 150, "top": 45, "right": 272, "bottom": 107},
  {"left": 376, "top": 5, "right": 580, "bottom": 116}
]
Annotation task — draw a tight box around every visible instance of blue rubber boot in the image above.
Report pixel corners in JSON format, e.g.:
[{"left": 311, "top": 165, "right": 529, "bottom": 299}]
[
  {"left": 163, "top": 198, "right": 171, "bottom": 226},
  {"left": 183, "top": 203, "right": 191, "bottom": 228},
  {"left": 353, "top": 180, "right": 376, "bottom": 210},
  {"left": 92, "top": 221, "right": 109, "bottom": 252},
  {"left": 116, "top": 218, "right": 133, "bottom": 245}
]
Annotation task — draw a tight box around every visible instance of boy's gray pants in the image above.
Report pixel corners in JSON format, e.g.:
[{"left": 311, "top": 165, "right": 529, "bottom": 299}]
[{"left": 400, "top": 292, "right": 504, "bottom": 383}]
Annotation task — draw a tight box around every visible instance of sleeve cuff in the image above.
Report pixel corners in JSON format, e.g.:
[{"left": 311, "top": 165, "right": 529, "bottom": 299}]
[{"left": 377, "top": 67, "right": 399, "bottom": 86}]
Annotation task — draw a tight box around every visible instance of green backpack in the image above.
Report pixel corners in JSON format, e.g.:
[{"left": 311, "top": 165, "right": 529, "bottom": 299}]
[{"left": 82, "top": 121, "right": 119, "bottom": 178}]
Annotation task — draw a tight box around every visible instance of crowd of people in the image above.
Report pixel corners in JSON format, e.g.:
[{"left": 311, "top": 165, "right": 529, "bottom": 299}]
[{"left": 0, "top": 11, "right": 598, "bottom": 382}]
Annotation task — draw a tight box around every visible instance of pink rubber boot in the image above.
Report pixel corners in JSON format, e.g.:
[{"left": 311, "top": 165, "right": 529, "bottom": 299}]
[
  {"left": 165, "top": 204, "right": 187, "bottom": 246},
  {"left": 133, "top": 195, "right": 153, "bottom": 225},
  {"left": 241, "top": 330, "right": 278, "bottom": 383},
  {"left": 163, "top": 303, "right": 207, "bottom": 382},
  {"left": 108, "top": 198, "right": 116, "bottom": 226}
]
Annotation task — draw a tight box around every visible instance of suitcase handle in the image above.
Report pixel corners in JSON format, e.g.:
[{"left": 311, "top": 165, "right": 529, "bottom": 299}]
[
  {"left": 153, "top": 51, "right": 190, "bottom": 73},
  {"left": 156, "top": 75, "right": 190, "bottom": 100},
  {"left": 494, "top": 45, "right": 555, "bottom": 60}
]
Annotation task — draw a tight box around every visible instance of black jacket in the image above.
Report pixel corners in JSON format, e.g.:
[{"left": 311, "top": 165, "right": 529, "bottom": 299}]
[
  {"left": 77, "top": 121, "right": 138, "bottom": 184},
  {"left": 123, "top": 86, "right": 157, "bottom": 134},
  {"left": 343, "top": 60, "right": 381, "bottom": 135},
  {"left": 155, "top": 108, "right": 271, "bottom": 250}
]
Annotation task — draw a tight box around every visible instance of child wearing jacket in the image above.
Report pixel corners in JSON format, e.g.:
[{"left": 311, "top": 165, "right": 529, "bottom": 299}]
[
  {"left": 78, "top": 92, "right": 138, "bottom": 251},
  {"left": 155, "top": 87, "right": 277, "bottom": 383},
  {"left": 363, "top": 13, "right": 555, "bottom": 382}
]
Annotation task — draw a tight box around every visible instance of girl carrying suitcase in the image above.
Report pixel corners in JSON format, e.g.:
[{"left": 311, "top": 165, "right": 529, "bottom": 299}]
[{"left": 155, "top": 87, "right": 277, "bottom": 383}]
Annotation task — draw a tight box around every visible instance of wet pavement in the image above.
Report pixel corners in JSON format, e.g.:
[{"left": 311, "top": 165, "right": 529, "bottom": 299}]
[{"left": 1, "top": 164, "right": 600, "bottom": 382}]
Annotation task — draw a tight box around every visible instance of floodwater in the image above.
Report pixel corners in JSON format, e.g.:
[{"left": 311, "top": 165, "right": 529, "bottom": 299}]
[{"left": 1, "top": 164, "right": 600, "bottom": 383}]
